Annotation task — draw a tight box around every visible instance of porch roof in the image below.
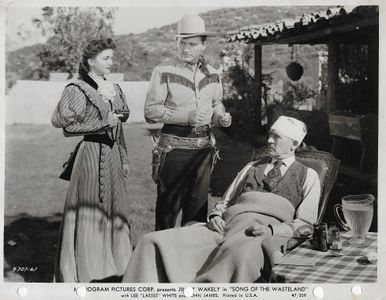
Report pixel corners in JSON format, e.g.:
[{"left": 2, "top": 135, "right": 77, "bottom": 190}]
[{"left": 227, "top": 6, "right": 378, "bottom": 45}]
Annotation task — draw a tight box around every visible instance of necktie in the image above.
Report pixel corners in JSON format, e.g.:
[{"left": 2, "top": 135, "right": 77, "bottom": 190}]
[{"left": 263, "top": 160, "right": 284, "bottom": 192}]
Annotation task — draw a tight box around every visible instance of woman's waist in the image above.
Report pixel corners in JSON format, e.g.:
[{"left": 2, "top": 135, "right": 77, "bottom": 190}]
[{"left": 83, "top": 133, "right": 115, "bottom": 147}]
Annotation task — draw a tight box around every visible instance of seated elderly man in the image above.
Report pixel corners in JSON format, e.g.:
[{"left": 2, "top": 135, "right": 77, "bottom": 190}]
[{"left": 123, "top": 116, "right": 320, "bottom": 283}]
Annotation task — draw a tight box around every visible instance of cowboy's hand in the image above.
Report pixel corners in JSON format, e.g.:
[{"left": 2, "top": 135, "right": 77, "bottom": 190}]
[
  {"left": 218, "top": 112, "right": 232, "bottom": 127},
  {"left": 245, "top": 224, "right": 272, "bottom": 236},
  {"left": 123, "top": 164, "right": 132, "bottom": 178},
  {"left": 208, "top": 216, "right": 225, "bottom": 234}
]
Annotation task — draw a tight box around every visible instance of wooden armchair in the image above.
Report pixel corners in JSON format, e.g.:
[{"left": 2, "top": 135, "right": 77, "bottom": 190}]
[{"left": 252, "top": 144, "right": 340, "bottom": 222}]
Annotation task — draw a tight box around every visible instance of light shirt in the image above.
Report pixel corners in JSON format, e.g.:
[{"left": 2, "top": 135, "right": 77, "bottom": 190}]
[
  {"left": 144, "top": 56, "right": 225, "bottom": 126},
  {"left": 210, "top": 155, "right": 321, "bottom": 237}
]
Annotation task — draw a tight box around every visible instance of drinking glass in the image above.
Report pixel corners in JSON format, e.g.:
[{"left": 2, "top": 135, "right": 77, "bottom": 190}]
[{"left": 334, "top": 194, "right": 374, "bottom": 245}]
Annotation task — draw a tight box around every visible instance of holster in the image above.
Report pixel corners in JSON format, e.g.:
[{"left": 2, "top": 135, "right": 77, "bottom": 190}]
[
  {"left": 151, "top": 132, "right": 220, "bottom": 184},
  {"left": 151, "top": 145, "right": 170, "bottom": 184}
]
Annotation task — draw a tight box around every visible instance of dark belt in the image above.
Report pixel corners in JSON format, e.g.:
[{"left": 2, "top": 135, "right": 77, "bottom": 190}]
[
  {"left": 161, "top": 124, "right": 211, "bottom": 138},
  {"left": 84, "top": 134, "right": 114, "bottom": 148}
]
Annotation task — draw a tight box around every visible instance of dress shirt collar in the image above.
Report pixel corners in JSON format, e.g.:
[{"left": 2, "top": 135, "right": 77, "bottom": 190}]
[{"left": 272, "top": 155, "right": 295, "bottom": 168}]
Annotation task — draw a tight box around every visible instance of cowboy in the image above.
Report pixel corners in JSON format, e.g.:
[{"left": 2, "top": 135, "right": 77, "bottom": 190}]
[
  {"left": 123, "top": 116, "right": 321, "bottom": 283},
  {"left": 145, "top": 14, "right": 232, "bottom": 230}
]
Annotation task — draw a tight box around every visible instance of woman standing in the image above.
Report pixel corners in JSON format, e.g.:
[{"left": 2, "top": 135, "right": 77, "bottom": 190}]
[{"left": 52, "top": 38, "right": 132, "bottom": 282}]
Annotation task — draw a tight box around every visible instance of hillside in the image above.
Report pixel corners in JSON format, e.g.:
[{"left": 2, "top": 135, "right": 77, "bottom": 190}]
[{"left": 6, "top": 6, "right": 329, "bottom": 85}]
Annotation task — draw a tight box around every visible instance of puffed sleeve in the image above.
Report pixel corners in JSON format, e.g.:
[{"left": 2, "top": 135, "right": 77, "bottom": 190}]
[{"left": 51, "top": 85, "right": 110, "bottom": 136}]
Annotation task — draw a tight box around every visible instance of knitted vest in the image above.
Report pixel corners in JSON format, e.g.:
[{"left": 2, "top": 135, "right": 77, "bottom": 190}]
[{"left": 241, "top": 156, "right": 308, "bottom": 209}]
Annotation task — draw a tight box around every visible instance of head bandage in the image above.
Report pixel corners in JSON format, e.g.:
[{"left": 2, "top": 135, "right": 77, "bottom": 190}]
[{"left": 271, "top": 116, "right": 307, "bottom": 144}]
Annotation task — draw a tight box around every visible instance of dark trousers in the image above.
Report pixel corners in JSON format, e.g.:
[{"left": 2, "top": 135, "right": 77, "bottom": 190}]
[{"left": 155, "top": 147, "right": 213, "bottom": 230}]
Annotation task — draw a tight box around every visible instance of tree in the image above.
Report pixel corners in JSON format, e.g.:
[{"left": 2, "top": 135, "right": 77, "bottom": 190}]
[
  {"left": 221, "top": 43, "right": 273, "bottom": 146},
  {"left": 32, "top": 7, "right": 116, "bottom": 79}
]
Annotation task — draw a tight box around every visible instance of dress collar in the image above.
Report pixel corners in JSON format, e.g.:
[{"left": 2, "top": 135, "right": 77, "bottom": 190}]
[
  {"left": 80, "top": 72, "right": 99, "bottom": 90},
  {"left": 88, "top": 72, "right": 105, "bottom": 83},
  {"left": 86, "top": 72, "right": 116, "bottom": 102}
]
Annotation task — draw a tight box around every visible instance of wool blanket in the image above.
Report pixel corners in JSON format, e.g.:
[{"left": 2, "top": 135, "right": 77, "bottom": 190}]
[{"left": 123, "top": 192, "right": 296, "bottom": 283}]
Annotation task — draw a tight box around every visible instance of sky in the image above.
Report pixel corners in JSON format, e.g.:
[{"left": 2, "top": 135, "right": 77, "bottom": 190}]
[{"left": 6, "top": 6, "right": 214, "bottom": 51}]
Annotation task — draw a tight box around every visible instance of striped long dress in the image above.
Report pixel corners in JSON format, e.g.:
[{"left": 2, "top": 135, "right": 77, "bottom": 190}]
[{"left": 51, "top": 79, "right": 132, "bottom": 282}]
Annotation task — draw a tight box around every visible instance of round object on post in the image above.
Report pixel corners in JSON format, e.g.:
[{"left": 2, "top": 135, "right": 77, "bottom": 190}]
[{"left": 286, "top": 62, "right": 304, "bottom": 81}]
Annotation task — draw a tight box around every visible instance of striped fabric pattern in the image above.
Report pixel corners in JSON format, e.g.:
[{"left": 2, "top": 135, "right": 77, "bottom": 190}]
[{"left": 52, "top": 80, "right": 132, "bottom": 282}]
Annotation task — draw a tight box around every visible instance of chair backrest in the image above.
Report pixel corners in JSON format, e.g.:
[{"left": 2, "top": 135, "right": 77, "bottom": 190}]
[{"left": 251, "top": 145, "right": 340, "bottom": 222}]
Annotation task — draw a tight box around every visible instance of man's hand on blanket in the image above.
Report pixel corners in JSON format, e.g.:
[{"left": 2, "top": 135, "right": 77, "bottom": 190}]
[
  {"left": 208, "top": 216, "right": 225, "bottom": 234},
  {"left": 245, "top": 224, "right": 272, "bottom": 237}
]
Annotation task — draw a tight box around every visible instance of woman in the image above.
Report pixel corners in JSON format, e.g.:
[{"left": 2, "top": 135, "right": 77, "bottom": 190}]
[{"left": 52, "top": 38, "right": 132, "bottom": 282}]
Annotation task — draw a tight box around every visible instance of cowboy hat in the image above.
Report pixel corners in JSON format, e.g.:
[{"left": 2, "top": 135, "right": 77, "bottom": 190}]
[{"left": 173, "top": 14, "right": 216, "bottom": 38}]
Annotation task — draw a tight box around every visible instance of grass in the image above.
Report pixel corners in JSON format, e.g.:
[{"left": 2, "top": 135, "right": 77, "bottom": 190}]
[
  {"left": 5, "top": 124, "right": 158, "bottom": 244},
  {"left": 4, "top": 123, "right": 253, "bottom": 282}
]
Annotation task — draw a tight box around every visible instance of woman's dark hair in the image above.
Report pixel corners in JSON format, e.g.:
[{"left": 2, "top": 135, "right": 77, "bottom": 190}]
[{"left": 78, "top": 38, "right": 116, "bottom": 79}]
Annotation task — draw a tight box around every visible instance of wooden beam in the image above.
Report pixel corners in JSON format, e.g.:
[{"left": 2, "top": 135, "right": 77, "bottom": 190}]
[
  {"left": 253, "top": 18, "right": 378, "bottom": 46},
  {"left": 286, "top": 32, "right": 376, "bottom": 46}
]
